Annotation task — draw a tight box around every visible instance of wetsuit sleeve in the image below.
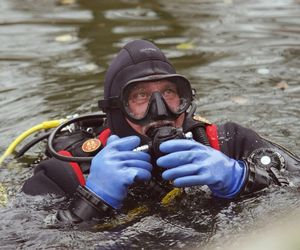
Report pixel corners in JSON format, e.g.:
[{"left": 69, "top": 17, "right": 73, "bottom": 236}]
[
  {"left": 217, "top": 122, "right": 300, "bottom": 195},
  {"left": 57, "top": 185, "right": 114, "bottom": 223},
  {"left": 22, "top": 158, "right": 83, "bottom": 196},
  {"left": 22, "top": 157, "right": 114, "bottom": 223}
]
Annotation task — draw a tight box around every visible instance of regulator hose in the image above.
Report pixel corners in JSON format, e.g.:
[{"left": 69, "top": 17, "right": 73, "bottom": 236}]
[
  {"left": 15, "top": 132, "right": 52, "bottom": 158},
  {"left": 47, "top": 114, "right": 106, "bottom": 163},
  {"left": 0, "top": 120, "right": 66, "bottom": 165}
]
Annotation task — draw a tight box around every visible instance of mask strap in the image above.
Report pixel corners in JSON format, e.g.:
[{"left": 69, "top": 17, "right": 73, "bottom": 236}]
[{"left": 98, "top": 97, "right": 120, "bottom": 112}]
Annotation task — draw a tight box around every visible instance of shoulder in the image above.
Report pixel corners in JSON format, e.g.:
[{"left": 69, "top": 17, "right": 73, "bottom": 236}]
[
  {"left": 23, "top": 157, "right": 82, "bottom": 196},
  {"left": 217, "top": 121, "right": 261, "bottom": 139},
  {"left": 215, "top": 122, "right": 269, "bottom": 159}
]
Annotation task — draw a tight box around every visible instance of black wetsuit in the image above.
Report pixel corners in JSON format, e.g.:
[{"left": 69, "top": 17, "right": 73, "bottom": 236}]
[{"left": 22, "top": 117, "right": 300, "bottom": 222}]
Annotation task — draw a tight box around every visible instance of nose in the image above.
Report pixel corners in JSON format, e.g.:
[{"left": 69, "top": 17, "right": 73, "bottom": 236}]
[{"left": 149, "top": 92, "right": 169, "bottom": 120}]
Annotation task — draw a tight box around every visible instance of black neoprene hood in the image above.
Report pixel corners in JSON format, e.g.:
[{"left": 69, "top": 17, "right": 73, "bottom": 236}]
[{"left": 100, "top": 39, "right": 191, "bottom": 140}]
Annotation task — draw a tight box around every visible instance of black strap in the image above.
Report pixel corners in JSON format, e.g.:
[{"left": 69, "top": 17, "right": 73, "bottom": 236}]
[{"left": 98, "top": 97, "right": 120, "bottom": 112}]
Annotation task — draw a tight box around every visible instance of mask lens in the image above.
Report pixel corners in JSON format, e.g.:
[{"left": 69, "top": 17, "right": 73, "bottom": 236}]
[
  {"left": 122, "top": 79, "right": 191, "bottom": 120},
  {"left": 124, "top": 85, "right": 151, "bottom": 119}
]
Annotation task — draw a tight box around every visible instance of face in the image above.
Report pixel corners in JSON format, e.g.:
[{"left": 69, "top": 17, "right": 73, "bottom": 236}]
[{"left": 125, "top": 79, "right": 186, "bottom": 136}]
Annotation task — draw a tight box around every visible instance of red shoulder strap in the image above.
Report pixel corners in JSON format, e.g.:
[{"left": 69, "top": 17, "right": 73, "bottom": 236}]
[
  {"left": 205, "top": 124, "right": 220, "bottom": 151},
  {"left": 58, "top": 150, "right": 85, "bottom": 186},
  {"left": 98, "top": 128, "right": 111, "bottom": 146},
  {"left": 56, "top": 129, "right": 112, "bottom": 186}
]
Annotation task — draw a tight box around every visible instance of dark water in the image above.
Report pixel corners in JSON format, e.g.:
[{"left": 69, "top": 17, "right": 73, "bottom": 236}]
[{"left": 0, "top": 0, "right": 300, "bottom": 249}]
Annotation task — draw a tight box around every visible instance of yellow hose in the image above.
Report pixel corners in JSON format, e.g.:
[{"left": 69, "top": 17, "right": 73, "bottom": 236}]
[{"left": 0, "top": 119, "right": 66, "bottom": 165}]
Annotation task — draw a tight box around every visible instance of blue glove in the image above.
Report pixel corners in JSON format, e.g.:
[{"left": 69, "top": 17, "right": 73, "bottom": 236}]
[
  {"left": 86, "top": 135, "right": 152, "bottom": 209},
  {"left": 157, "top": 139, "right": 247, "bottom": 198}
]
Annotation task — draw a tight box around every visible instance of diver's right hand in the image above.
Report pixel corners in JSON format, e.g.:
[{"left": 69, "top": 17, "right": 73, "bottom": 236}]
[{"left": 85, "top": 135, "right": 152, "bottom": 209}]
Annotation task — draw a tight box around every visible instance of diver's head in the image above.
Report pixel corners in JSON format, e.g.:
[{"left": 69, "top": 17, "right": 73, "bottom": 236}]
[{"left": 99, "top": 40, "right": 193, "bottom": 142}]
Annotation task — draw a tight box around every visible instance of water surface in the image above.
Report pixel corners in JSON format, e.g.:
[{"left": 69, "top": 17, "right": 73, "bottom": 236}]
[{"left": 0, "top": 0, "right": 300, "bottom": 249}]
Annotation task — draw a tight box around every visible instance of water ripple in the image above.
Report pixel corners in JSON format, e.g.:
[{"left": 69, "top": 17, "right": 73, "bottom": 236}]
[{"left": 104, "top": 8, "right": 158, "bottom": 20}]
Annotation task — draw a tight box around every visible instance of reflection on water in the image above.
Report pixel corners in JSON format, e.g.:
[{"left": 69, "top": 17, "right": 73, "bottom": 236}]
[{"left": 0, "top": 0, "right": 300, "bottom": 249}]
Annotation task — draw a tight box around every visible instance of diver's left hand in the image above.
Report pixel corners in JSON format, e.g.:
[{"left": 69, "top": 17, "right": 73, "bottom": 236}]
[{"left": 157, "top": 139, "right": 246, "bottom": 198}]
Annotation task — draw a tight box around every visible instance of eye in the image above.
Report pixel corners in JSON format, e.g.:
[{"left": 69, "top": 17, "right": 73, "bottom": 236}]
[
  {"left": 163, "top": 88, "right": 177, "bottom": 98},
  {"left": 165, "top": 89, "right": 174, "bottom": 94},
  {"left": 137, "top": 92, "right": 147, "bottom": 98},
  {"left": 129, "top": 89, "right": 149, "bottom": 103}
]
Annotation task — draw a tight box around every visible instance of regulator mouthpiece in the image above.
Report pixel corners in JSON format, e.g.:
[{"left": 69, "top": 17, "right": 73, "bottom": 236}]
[{"left": 134, "top": 126, "right": 192, "bottom": 158}]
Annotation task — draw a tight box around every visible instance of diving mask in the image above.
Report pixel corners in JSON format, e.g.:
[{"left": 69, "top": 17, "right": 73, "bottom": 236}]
[{"left": 121, "top": 78, "right": 194, "bottom": 125}]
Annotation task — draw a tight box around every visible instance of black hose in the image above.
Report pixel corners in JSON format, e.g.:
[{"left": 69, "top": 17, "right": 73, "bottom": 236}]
[
  {"left": 15, "top": 132, "right": 52, "bottom": 158},
  {"left": 185, "top": 102, "right": 210, "bottom": 146},
  {"left": 47, "top": 113, "right": 106, "bottom": 163},
  {"left": 187, "top": 102, "right": 197, "bottom": 119},
  {"left": 192, "top": 126, "right": 211, "bottom": 147}
]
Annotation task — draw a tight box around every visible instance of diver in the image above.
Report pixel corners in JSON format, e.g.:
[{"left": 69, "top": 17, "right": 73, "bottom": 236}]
[{"left": 22, "top": 39, "right": 300, "bottom": 223}]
